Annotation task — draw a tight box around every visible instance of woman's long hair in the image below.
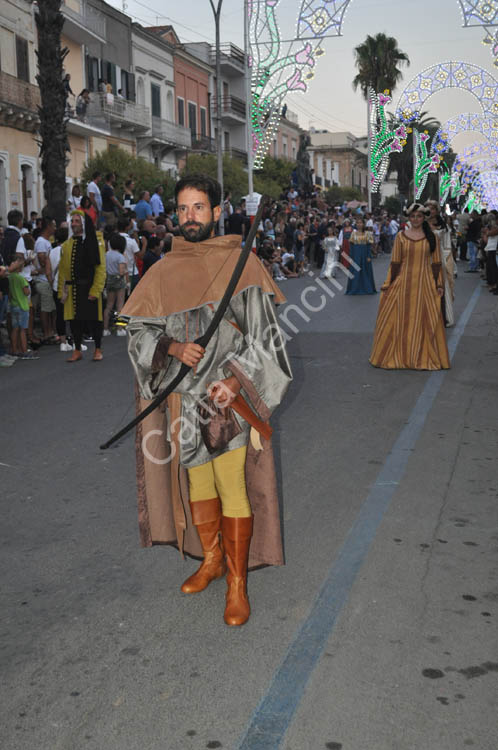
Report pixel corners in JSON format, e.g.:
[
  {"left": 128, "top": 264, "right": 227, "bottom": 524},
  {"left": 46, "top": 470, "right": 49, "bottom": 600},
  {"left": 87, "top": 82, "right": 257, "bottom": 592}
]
[{"left": 422, "top": 220, "right": 437, "bottom": 254}]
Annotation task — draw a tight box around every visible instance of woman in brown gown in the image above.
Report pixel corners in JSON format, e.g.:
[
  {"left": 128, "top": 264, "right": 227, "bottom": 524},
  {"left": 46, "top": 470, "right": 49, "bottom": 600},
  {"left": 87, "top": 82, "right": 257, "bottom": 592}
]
[{"left": 369, "top": 203, "right": 450, "bottom": 371}]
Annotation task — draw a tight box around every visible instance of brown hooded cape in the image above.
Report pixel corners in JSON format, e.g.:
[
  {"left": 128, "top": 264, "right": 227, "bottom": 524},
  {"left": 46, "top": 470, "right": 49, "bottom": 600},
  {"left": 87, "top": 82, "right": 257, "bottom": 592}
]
[{"left": 125, "top": 235, "right": 289, "bottom": 568}]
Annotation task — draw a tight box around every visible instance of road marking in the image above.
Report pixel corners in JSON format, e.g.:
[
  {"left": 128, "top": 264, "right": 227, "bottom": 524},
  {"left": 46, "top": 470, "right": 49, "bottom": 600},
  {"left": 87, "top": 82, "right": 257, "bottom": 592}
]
[{"left": 236, "top": 284, "right": 482, "bottom": 750}]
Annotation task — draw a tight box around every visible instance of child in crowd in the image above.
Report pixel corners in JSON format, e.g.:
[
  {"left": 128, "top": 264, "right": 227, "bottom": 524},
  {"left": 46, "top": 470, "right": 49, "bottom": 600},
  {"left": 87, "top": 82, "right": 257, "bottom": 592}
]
[
  {"left": 8, "top": 264, "right": 38, "bottom": 359},
  {"left": 103, "top": 233, "right": 128, "bottom": 336},
  {"left": 320, "top": 225, "right": 341, "bottom": 280}
]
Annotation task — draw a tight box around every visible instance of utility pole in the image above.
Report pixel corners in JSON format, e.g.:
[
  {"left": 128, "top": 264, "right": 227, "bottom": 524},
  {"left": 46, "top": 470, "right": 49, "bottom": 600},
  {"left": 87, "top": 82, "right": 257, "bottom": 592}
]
[
  {"left": 209, "top": 0, "right": 224, "bottom": 234},
  {"left": 367, "top": 96, "right": 372, "bottom": 212},
  {"left": 244, "top": 0, "right": 253, "bottom": 197}
]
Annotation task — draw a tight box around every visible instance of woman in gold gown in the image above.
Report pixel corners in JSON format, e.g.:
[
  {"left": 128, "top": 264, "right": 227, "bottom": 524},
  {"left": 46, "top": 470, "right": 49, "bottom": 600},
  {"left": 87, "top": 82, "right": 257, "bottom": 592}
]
[{"left": 369, "top": 203, "right": 450, "bottom": 370}]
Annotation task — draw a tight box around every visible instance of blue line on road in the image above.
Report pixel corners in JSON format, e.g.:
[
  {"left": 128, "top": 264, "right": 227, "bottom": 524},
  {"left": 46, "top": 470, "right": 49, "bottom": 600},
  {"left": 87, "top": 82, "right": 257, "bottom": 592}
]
[{"left": 236, "top": 284, "right": 482, "bottom": 750}]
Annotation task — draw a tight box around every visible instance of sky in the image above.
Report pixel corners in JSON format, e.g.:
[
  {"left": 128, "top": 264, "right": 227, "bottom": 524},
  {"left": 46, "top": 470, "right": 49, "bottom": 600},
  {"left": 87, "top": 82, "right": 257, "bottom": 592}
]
[{"left": 108, "top": 0, "right": 497, "bottom": 154}]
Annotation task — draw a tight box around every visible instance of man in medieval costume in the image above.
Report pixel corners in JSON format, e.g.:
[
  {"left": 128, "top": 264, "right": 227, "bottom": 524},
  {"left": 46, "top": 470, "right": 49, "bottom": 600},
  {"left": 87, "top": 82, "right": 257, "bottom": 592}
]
[
  {"left": 58, "top": 210, "right": 106, "bottom": 362},
  {"left": 120, "top": 174, "right": 292, "bottom": 626}
]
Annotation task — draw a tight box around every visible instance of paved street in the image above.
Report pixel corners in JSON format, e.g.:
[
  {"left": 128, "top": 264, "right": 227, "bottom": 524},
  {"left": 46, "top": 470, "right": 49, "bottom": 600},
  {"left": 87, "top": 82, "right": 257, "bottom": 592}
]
[{"left": 1, "top": 255, "right": 497, "bottom": 750}]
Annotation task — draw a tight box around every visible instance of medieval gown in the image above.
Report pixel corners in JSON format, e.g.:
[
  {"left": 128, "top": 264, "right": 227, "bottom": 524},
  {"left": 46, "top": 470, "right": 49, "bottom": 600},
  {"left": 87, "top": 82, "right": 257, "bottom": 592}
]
[
  {"left": 345, "top": 229, "right": 376, "bottom": 295},
  {"left": 369, "top": 232, "right": 450, "bottom": 370},
  {"left": 434, "top": 226, "right": 455, "bottom": 327}
]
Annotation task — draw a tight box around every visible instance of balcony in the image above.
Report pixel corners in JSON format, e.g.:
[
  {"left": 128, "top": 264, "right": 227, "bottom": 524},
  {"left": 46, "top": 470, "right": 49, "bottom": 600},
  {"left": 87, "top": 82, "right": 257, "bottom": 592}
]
[
  {"left": 213, "top": 95, "right": 246, "bottom": 124},
  {"left": 0, "top": 71, "right": 40, "bottom": 132},
  {"left": 95, "top": 93, "right": 150, "bottom": 133},
  {"left": 151, "top": 117, "right": 192, "bottom": 149},
  {"left": 61, "top": 0, "right": 106, "bottom": 44},
  {"left": 190, "top": 135, "right": 216, "bottom": 153},
  {"left": 210, "top": 43, "right": 245, "bottom": 76},
  {"left": 66, "top": 97, "right": 111, "bottom": 137}
]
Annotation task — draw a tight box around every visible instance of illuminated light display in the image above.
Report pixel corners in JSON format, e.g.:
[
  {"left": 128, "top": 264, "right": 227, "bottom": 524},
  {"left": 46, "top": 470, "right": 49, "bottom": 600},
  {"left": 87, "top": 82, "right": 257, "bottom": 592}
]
[
  {"left": 248, "top": 0, "right": 353, "bottom": 168},
  {"left": 482, "top": 26, "right": 498, "bottom": 67},
  {"left": 457, "top": 0, "right": 498, "bottom": 26},
  {"left": 473, "top": 169, "right": 498, "bottom": 207},
  {"left": 368, "top": 88, "right": 408, "bottom": 193},
  {"left": 396, "top": 61, "right": 498, "bottom": 122},
  {"left": 431, "top": 112, "right": 498, "bottom": 154},
  {"left": 438, "top": 163, "right": 460, "bottom": 206},
  {"left": 413, "top": 128, "right": 443, "bottom": 200}
]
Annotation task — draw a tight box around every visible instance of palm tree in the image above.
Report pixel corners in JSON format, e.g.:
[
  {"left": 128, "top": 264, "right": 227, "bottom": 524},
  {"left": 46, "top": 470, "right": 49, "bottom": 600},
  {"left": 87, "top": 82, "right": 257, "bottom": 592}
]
[
  {"left": 352, "top": 33, "right": 410, "bottom": 99},
  {"left": 35, "top": 0, "right": 70, "bottom": 224}
]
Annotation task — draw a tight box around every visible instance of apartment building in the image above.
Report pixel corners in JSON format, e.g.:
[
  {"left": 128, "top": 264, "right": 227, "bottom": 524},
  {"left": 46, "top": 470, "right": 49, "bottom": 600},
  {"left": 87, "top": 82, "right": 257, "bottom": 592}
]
[
  {"left": 308, "top": 130, "right": 368, "bottom": 197},
  {"left": 132, "top": 24, "right": 191, "bottom": 175},
  {"left": 0, "top": 0, "right": 40, "bottom": 221},
  {"left": 185, "top": 41, "right": 247, "bottom": 162},
  {"left": 270, "top": 109, "right": 303, "bottom": 161}
]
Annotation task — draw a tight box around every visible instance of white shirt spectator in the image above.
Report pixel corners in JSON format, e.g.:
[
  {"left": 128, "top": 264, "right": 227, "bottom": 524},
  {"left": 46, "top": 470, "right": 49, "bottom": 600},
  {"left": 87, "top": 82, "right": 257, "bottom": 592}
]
[
  {"left": 150, "top": 192, "right": 164, "bottom": 216},
  {"left": 15, "top": 232, "right": 35, "bottom": 282},
  {"left": 119, "top": 232, "right": 140, "bottom": 276},
  {"left": 87, "top": 180, "right": 102, "bottom": 212},
  {"left": 68, "top": 194, "right": 81, "bottom": 211},
  {"left": 48, "top": 244, "right": 62, "bottom": 291},
  {"left": 389, "top": 219, "right": 399, "bottom": 236},
  {"left": 34, "top": 235, "right": 52, "bottom": 282}
]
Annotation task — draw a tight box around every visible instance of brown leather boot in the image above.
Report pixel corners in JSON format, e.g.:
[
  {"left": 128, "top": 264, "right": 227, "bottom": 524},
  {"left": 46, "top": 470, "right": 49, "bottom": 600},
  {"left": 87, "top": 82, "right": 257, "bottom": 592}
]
[
  {"left": 221, "top": 515, "right": 254, "bottom": 626},
  {"left": 66, "top": 350, "right": 83, "bottom": 363},
  {"left": 181, "top": 497, "right": 226, "bottom": 594}
]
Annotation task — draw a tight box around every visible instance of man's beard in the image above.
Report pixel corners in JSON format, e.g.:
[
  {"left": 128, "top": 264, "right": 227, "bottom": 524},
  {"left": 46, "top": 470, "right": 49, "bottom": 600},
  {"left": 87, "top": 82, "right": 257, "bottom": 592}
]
[{"left": 179, "top": 218, "right": 215, "bottom": 243}]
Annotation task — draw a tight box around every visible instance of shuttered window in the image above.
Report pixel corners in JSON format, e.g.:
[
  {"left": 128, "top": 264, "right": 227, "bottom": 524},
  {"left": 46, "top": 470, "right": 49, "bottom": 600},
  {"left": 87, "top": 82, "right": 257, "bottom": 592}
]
[
  {"left": 151, "top": 84, "right": 161, "bottom": 118},
  {"left": 16, "top": 36, "right": 29, "bottom": 82}
]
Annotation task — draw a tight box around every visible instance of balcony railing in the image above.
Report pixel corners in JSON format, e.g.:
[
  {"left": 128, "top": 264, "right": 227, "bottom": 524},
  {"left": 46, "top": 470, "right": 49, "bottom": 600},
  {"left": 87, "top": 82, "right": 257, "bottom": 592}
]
[
  {"left": 213, "top": 95, "right": 246, "bottom": 120},
  {"left": 96, "top": 93, "right": 150, "bottom": 131},
  {"left": 151, "top": 116, "right": 192, "bottom": 149},
  {"left": 190, "top": 135, "right": 216, "bottom": 153},
  {"left": 210, "top": 43, "right": 245, "bottom": 71},
  {"left": 0, "top": 70, "right": 40, "bottom": 113},
  {"left": 61, "top": 0, "right": 106, "bottom": 39}
]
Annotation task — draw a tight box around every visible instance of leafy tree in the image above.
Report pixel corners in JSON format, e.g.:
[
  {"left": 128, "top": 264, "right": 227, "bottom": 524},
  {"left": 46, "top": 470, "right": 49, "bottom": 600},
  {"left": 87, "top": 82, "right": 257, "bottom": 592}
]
[
  {"left": 181, "top": 153, "right": 295, "bottom": 202},
  {"left": 323, "top": 185, "right": 363, "bottom": 206},
  {"left": 352, "top": 33, "right": 410, "bottom": 100},
  {"left": 383, "top": 196, "right": 403, "bottom": 215},
  {"left": 80, "top": 148, "right": 176, "bottom": 203},
  {"left": 35, "top": 0, "right": 69, "bottom": 224}
]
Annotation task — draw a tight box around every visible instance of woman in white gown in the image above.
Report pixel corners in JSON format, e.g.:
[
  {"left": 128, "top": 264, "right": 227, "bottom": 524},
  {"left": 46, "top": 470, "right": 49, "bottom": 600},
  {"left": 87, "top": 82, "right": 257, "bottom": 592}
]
[
  {"left": 320, "top": 225, "right": 341, "bottom": 279},
  {"left": 426, "top": 201, "right": 455, "bottom": 327}
]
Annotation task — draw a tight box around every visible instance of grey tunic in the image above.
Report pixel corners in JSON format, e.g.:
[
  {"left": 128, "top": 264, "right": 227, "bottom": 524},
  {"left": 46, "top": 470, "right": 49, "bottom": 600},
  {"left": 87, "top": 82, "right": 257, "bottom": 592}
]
[{"left": 127, "top": 286, "right": 292, "bottom": 468}]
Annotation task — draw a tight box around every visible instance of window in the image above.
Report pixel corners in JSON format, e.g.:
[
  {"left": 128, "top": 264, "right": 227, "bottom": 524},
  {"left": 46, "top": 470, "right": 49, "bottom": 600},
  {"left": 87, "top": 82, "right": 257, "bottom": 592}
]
[
  {"left": 188, "top": 102, "right": 197, "bottom": 137},
  {"left": 16, "top": 36, "right": 29, "bottom": 82},
  {"left": 224, "top": 131, "right": 230, "bottom": 150},
  {"left": 151, "top": 83, "right": 161, "bottom": 118},
  {"left": 177, "top": 97, "right": 185, "bottom": 126},
  {"left": 86, "top": 56, "right": 99, "bottom": 92},
  {"left": 200, "top": 107, "right": 207, "bottom": 137},
  {"left": 102, "top": 60, "right": 117, "bottom": 94},
  {"left": 282, "top": 137, "right": 287, "bottom": 157}
]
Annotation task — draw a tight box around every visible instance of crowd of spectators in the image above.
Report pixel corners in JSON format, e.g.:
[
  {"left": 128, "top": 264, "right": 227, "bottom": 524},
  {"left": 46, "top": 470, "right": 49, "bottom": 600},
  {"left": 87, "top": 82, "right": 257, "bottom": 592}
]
[{"left": 1, "top": 175, "right": 496, "bottom": 368}]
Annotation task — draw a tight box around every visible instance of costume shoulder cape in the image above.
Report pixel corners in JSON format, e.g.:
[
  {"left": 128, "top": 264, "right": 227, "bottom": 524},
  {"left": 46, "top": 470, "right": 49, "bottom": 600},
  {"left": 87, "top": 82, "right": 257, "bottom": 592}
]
[{"left": 121, "top": 234, "right": 285, "bottom": 318}]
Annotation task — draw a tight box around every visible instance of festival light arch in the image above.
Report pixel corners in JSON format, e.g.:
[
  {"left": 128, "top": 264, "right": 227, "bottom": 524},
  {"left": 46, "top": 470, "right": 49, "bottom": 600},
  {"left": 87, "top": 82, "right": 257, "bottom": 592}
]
[
  {"left": 454, "top": 141, "right": 498, "bottom": 171},
  {"left": 395, "top": 61, "right": 498, "bottom": 123},
  {"left": 431, "top": 112, "right": 498, "bottom": 154},
  {"left": 474, "top": 170, "right": 498, "bottom": 207},
  {"left": 457, "top": 1, "right": 498, "bottom": 26}
]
